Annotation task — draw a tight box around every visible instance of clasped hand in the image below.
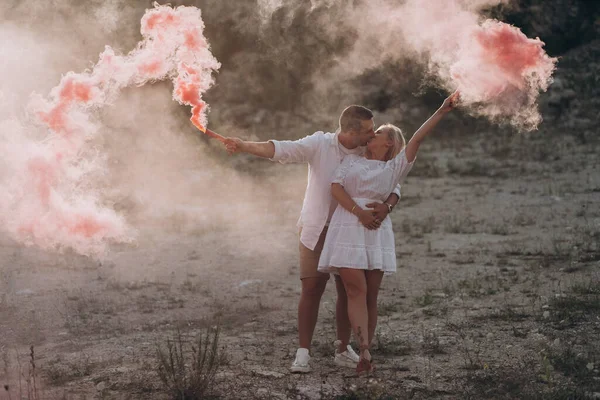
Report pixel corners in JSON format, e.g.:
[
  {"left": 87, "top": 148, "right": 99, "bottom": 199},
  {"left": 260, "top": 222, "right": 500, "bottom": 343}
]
[{"left": 357, "top": 202, "right": 389, "bottom": 230}]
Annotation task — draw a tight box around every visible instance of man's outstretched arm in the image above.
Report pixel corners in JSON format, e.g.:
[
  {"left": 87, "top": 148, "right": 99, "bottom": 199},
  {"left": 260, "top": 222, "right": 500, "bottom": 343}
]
[
  {"left": 220, "top": 130, "right": 323, "bottom": 164},
  {"left": 224, "top": 137, "right": 275, "bottom": 159}
]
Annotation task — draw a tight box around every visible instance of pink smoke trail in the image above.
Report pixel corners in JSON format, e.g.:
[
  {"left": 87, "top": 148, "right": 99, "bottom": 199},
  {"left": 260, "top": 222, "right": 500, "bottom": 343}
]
[
  {"left": 450, "top": 20, "right": 557, "bottom": 130},
  {"left": 399, "top": 0, "right": 556, "bottom": 131},
  {"left": 2, "top": 4, "right": 220, "bottom": 256}
]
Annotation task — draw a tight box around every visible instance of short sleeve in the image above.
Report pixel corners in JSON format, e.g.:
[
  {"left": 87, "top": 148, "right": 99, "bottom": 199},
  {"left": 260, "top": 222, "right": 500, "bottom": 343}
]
[
  {"left": 270, "top": 131, "right": 324, "bottom": 164},
  {"left": 387, "top": 148, "right": 415, "bottom": 184},
  {"left": 392, "top": 184, "right": 402, "bottom": 199},
  {"left": 332, "top": 154, "right": 359, "bottom": 185}
]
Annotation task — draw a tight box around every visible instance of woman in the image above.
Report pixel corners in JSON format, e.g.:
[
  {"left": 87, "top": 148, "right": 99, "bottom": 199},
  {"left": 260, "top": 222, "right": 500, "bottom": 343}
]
[{"left": 318, "top": 92, "right": 459, "bottom": 373}]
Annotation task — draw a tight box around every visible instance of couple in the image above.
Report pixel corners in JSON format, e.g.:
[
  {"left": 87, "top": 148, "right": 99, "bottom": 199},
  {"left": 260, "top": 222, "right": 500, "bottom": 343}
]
[{"left": 220, "top": 91, "right": 459, "bottom": 374}]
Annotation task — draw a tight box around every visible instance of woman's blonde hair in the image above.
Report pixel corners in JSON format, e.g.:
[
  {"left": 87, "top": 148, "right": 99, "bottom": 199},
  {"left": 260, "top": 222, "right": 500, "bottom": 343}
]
[{"left": 380, "top": 124, "right": 406, "bottom": 161}]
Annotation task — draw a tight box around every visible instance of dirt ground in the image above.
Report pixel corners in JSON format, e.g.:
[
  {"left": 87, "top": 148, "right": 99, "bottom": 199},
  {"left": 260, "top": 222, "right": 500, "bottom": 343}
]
[{"left": 1, "top": 126, "right": 599, "bottom": 399}]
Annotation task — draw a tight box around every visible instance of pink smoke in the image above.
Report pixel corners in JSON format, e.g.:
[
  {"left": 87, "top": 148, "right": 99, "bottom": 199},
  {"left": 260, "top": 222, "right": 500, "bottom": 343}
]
[
  {"left": 1, "top": 4, "right": 219, "bottom": 256},
  {"left": 398, "top": 0, "right": 556, "bottom": 131},
  {"left": 450, "top": 20, "right": 556, "bottom": 129}
]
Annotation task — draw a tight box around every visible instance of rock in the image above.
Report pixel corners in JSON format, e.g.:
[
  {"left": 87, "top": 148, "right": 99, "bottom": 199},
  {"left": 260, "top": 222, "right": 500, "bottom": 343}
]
[
  {"left": 238, "top": 279, "right": 262, "bottom": 287},
  {"left": 553, "top": 338, "right": 560, "bottom": 346},
  {"left": 247, "top": 367, "right": 285, "bottom": 379},
  {"left": 297, "top": 384, "right": 325, "bottom": 400},
  {"left": 95, "top": 382, "right": 107, "bottom": 392},
  {"left": 543, "top": 311, "right": 551, "bottom": 319},
  {"left": 531, "top": 333, "right": 546, "bottom": 342}
]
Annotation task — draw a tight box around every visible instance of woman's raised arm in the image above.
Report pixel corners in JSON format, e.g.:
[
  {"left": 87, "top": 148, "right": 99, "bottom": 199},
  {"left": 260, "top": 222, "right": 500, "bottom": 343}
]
[{"left": 405, "top": 91, "right": 459, "bottom": 163}]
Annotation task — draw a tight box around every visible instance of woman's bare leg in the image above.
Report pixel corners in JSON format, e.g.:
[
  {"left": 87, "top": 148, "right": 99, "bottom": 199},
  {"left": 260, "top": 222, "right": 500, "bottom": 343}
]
[
  {"left": 365, "top": 270, "right": 385, "bottom": 346},
  {"left": 338, "top": 268, "right": 370, "bottom": 363}
]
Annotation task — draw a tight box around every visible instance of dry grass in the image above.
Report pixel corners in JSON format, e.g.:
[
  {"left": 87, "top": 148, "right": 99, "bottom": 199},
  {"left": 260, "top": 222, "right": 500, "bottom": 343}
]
[{"left": 155, "top": 324, "right": 226, "bottom": 400}]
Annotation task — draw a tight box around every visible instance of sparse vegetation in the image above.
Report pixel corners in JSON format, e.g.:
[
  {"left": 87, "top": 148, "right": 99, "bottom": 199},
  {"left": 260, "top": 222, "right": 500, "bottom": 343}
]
[
  {"left": 421, "top": 328, "right": 445, "bottom": 355},
  {"left": 155, "top": 325, "right": 225, "bottom": 400},
  {"left": 373, "top": 326, "right": 412, "bottom": 356},
  {"left": 1, "top": 1, "right": 598, "bottom": 397},
  {"left": 444, "top": 215, "right": 477, "bottom": 234},
  {"left": 414, "top": 291, "right": 434, "bottom": 307},
  {"left": 545, "top": 291, "right": 600, "bottom": 327}
]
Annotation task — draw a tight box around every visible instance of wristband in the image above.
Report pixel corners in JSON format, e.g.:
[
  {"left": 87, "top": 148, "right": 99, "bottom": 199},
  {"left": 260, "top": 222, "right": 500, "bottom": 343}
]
[
  {"left": 351, "top": 205, "right": 358, "bottom": 214},
  {"left": 384, "top": 202, "right": 393, "bottom": 213}
]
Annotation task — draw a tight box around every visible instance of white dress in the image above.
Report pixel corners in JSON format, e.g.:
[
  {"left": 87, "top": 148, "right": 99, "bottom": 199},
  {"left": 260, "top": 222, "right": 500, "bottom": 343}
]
[{"left": 318, "top": 149, "right": 414, "bottom": 273}]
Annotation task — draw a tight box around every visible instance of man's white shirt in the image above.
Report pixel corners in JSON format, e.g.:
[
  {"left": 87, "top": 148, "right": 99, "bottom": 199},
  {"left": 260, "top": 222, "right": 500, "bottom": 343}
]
[{"left": 270, "top": 131, "right": 402, "bottom": 251}]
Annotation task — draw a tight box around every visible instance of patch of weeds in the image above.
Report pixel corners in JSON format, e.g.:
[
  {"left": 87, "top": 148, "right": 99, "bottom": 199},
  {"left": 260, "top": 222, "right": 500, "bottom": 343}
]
[
  {"left": 409, "top": 153, "right": 442, "bottom": 178},
  {"left": 444, "top": 215, "right": 477, "bottom": 234},
  {"left": 414, "top": 291, "right": 434, "bottom": 307},
  {"left": 181, "top": 278, "right": 201, "bottom": 292},
  {"left": 473, "top": 306, "right": 530, "bottom": 322},
  {"left": 452, "top": 254, "right": 476, "bottom": 265},
  {"left": 461, "top": 367, "right": 531, "bottom": 399},
  {"left": 43, "top": 353, "right": 94, "bottom": 386},
  {"left": 408, "top": 215, "right": 436, "bottom": 237},
  {"left": 440, "top": 279, "right": 456, "bottom": 296},
  {"left": 373, "top": 330, "right": 412, "bottom": 356},
  {"left": 447, "top": 159, "right": 500, "bottom": 177},
  {"left": 446, "top": 322, "right": 483, "bottom": 370},
  {"left": 423, "top": 304, "right": 449, "bottom": 317},
  {"left": 422, "top": 216, "right": 436, "bottom": 234},
  {"left": 61, "top": 291, "right": 124, "bottom": 335},
  {"left": 457, "top": 276, "right": 500, "bottom": 297},
  {"left": 378, "top": 302, "right": 400, "bottom": 317},
  {"left": 459, "top": 359, "right": 590, "bottom": 400},
  {"left": 547, "top": 347, "right": 591, "bottom": 380},
  {"left": 421, "top": 329, "right": 445, "bottom": 355},
  {"left": 572, "top": 280, "right": 600, "bottom": 295},
  {"left": 487, "top": 220, "right": 511, "bottom": 236},
  {"left": 550, "top": 235, "right": 573, "bottom": 261},
  {"left": 513, "top": 213, "right": 536, "bottom": 227},
  {"left": 401, "top": 218, "right": 423, "bottom": 238},
  {"left": 4, "top": 346, "right": 42, "bottom": 400},
  {"left": 310, "top": 339, "right": 333, "bottom": 358},
  {"left": 545, "top": 292, "right": 600, "bottom": 328},
  {"left": 155, "top": 325, "right": 226, "bottom": 400},
  {"left": 545, "top": 346, "right": 598, "bottom": 393},
  {"left": 336, "top": 379, "right": 403, "bottom": 400}
]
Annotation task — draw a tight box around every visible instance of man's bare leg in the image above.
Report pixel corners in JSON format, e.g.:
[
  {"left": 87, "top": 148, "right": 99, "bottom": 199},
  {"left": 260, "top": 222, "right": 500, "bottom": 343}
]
[
  {"left": 298, "top": 276, "right": 329, "bottom": 349},
  {"left": 334, "top": 275, "right": 352, "bottom": 353}
]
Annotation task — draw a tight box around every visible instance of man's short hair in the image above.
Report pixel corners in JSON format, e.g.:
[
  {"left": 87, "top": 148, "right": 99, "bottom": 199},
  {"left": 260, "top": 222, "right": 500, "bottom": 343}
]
[{"left": 339, "top": 105, "right": 373, "bottom": 133}]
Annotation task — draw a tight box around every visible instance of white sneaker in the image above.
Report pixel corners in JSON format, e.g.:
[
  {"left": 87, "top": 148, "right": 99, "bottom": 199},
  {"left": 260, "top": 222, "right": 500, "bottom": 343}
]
[
  {"left": 290, "top": 348, "right": 311, "bottom": 373},
  {"left": 333, "top": 340, "right": 359, "bottom": 368}
]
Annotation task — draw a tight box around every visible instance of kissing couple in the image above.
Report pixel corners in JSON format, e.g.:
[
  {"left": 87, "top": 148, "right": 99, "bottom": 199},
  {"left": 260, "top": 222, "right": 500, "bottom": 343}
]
[{"left": 212, "top": 91, "right": 459, "bottom": 374}]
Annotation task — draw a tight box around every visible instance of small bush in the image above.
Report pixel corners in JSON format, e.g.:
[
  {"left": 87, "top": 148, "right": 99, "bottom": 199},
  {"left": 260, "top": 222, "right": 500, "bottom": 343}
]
[{"left": 156, "top": 325, "right": 225, "bottom": 400}]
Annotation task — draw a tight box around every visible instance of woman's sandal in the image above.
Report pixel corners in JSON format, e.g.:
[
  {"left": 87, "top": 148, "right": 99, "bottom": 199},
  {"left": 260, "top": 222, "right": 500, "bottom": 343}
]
[{"left": 356, "top": 356, "right": 375, "bottom": 375}]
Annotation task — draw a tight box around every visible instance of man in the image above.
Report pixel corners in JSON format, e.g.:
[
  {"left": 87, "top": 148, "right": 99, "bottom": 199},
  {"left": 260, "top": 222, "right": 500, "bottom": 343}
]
[{"left": 222, "top": 106, "right": 401, "bottom": 373}]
